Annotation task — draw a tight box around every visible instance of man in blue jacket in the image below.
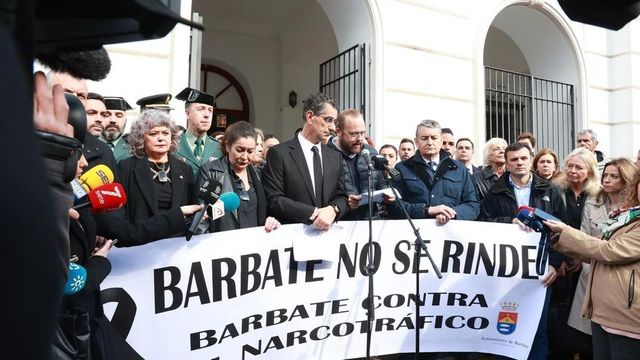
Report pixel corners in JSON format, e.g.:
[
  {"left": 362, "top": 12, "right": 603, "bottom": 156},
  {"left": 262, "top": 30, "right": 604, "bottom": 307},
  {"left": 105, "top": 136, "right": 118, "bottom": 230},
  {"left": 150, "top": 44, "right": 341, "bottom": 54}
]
[{"left": 393, "top": 119, "right": 479, "bottom": 223}]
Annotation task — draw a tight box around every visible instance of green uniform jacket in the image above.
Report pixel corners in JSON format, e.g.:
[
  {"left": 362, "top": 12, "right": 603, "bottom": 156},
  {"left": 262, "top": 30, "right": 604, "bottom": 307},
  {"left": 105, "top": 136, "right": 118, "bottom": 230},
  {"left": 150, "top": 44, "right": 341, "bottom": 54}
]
[
  {"left": 175, "top": 134, "right": 223, "bottom": 176},
  {"left": 112, "top": 135, "right": 132, "bottom": 163}
]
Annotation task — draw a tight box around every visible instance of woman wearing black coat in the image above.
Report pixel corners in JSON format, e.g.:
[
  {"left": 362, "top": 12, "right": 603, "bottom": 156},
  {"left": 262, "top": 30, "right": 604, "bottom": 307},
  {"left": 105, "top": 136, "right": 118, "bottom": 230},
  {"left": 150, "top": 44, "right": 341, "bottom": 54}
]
[
  {"left": 117, "top": 110, "right": 199, "bottom": 237},
  {"left": 196, "top": 121, "right": 280, "bottom": 232}
]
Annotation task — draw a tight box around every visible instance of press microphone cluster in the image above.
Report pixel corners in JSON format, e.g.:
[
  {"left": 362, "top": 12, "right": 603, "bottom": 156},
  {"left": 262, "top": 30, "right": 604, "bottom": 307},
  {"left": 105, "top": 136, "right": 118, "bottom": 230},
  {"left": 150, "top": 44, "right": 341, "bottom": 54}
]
[
  {"left": 72, "top": 183, "right": 127, "bottom": 213},
  {"left": 516, "top": 206, "right": 561, "bottom": 233},
  {"left": 72, "top": 165, "right": 115, "bottom": 204},
  {"left": 185, "top": 187, "right": 242, "bottom": 241},
  {"left": 186, "top": 179, "right": 223, "bottom": 241}
]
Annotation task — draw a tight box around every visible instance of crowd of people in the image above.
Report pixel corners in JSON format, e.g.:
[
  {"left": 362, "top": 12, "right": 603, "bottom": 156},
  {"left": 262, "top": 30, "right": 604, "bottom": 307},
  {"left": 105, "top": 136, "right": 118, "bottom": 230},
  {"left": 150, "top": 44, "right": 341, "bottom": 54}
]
[{"left": 44, "top": 65, "right": 640, "bottom": 360}]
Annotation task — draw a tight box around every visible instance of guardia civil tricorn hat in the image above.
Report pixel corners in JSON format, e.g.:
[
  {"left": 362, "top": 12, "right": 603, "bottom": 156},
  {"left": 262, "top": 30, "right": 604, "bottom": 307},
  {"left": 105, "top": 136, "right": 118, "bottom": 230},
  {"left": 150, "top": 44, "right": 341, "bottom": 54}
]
[{"left": 175, "top": 87, "right": 215, "bottom": 106}]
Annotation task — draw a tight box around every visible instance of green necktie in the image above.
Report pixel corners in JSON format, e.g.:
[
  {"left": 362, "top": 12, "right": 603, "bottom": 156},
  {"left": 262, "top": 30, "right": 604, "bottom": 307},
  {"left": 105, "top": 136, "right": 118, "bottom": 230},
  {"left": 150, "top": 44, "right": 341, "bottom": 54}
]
[{"left": 194, "top": 137, "right": 204, "bottom": 159}]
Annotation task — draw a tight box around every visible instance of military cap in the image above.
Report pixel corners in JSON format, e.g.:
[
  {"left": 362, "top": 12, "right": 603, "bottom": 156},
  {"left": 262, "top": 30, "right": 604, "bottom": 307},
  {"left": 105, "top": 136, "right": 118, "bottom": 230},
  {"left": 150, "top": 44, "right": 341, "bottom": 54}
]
[
  {"left": 136, "top": 93, "right": 173, "bottom": 110},
  {"left": 175, "top": 87, "right": 215, "bottom": 106},
  {"left": 104, "top": 96, "right": 133, "bottom": 111}
]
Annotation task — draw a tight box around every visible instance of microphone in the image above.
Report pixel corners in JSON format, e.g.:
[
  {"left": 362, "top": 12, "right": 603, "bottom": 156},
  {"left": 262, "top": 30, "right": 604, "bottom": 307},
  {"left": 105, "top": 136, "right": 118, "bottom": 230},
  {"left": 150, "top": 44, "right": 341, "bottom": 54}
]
[
  {"left": 199, "top": 191, "right": 241, "bottom": 225},
  {"left": 186, "top": 180, "right": 223, "bottom": 241},
  {"left": 72, "top": 183, "right": 127, "bottom": 213},
  {"left": 220, "top": 192, "right": 241, "bottom": 212},
  {"left": 73, "top": 164, "right": 115, "bottom": 204},
  {"left": 63, "top": 262, "right": 87, "bottom": 295},
  {"left": 361, "top": 149, "right": 373, "bottom": 169},
  {"left": 372, "top": 154, "right": 400, "bottom": 177},
  {"left": 516, "top": 206, "right": 562, "bottom": 233},
  {"left": 36, "top": 48, "right": 112, "bottom": 81},
  {"left": 78, "top": 164, "right": 114, "bottom": 192}
]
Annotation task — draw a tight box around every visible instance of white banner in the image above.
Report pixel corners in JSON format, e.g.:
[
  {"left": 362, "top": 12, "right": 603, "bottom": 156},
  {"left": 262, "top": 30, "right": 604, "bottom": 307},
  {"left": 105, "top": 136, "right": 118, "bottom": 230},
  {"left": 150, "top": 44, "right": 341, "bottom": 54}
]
[{"left": 102, "top": 220, "right": 547, "bottom": 359}]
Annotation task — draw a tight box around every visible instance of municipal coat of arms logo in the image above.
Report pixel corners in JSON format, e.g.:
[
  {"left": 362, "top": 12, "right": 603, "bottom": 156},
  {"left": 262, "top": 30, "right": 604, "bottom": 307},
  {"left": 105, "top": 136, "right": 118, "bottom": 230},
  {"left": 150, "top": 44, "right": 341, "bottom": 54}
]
[{"left": 497, "top": 302, "right": 519, "bottom": 335}]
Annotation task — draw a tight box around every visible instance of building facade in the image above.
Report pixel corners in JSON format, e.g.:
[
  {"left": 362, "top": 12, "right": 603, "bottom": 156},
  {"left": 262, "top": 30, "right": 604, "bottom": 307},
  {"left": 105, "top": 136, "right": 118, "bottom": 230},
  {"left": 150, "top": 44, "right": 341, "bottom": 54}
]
[{"left": 88, "top": 0, "right": 640, "bottom": 161}]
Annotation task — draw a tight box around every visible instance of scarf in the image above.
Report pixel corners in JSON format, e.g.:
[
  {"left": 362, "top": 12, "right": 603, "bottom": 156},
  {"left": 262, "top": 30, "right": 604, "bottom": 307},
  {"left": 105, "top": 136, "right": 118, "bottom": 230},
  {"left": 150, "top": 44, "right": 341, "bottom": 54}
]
[{"left": 598, "top": 205, "right": 640, "bottom": 240}]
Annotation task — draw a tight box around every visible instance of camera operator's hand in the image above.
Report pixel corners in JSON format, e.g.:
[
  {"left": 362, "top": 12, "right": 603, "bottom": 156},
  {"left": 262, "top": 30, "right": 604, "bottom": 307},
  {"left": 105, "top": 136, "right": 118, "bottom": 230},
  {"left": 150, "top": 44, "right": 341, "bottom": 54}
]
[{"left": 33, "top": 71, "right": 72, "bottom": 137}]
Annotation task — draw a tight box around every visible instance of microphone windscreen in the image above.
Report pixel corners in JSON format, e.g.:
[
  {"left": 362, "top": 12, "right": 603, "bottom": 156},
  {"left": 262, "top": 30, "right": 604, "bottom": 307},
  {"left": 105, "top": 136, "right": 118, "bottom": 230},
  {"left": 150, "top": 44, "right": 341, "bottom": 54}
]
[
  {"left": 87, "top": 183, "right": 127, "bottom": 213},
  {"left": 220, "top": 192, "right": 241, "bottom": 212},
  {"left": 516, "top": 205, "right": 534, "bottom": 213},
  {"left": 65, "top": 93, "right": 87, "bottom": 143},
  {"left": 198, "top": 179, "right": 223, "bottom": 204},
  {"left": 361, "top": 148, "right": 370, "bottom": 157},
  {"left": 372, "top": 154, "right": 388, "bottom": 171},
  {"left": 63, "top": 262, "right": 87, "bottom": 295},
  {"left": 36, "top": 48, "right": 112, "bottom": 81},
  {"left": 79, "top": 165, "right": 114, "bottom": 190}
]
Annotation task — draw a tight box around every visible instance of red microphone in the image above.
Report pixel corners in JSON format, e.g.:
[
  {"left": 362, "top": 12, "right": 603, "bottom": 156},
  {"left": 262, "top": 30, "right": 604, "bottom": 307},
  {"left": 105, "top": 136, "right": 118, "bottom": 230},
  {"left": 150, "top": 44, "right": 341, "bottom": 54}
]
[{"left": 72, "top": 183, "right": 127, "bottom": 213}]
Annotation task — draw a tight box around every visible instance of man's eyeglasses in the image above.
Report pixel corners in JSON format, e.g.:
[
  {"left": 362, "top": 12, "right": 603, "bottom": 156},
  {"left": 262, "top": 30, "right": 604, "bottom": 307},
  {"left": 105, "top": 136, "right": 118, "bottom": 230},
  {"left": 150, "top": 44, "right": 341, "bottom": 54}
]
[
  {"left": 314, "top": 113, "right": 335, "bottom": 125},
  {"left": 346, "top": 131, "right": 366, "bottom": 139},
  {"left": 234, "top": 176, "right": 250, "bottom": 201}
]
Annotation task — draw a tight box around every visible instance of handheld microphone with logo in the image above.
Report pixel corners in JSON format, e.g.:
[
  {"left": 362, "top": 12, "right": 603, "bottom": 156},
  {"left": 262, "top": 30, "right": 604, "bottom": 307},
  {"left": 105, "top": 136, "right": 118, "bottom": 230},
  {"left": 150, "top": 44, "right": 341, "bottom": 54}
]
[
  {"left": 186, "top": 179, "right": 223, "bottom": 241},
  {"left": 515, "top": 206, "right": 562, "bottom": 275},
  {"left": 63, "top": 262, "right": 87, "bottom": 295},
  {"left": 72, "top": 164, "right": 115, "bottom": 204},
  {"left": 361, "top": 148, "right": 372, "bottom": 169},
  {"left": 206, "top": 192, "right": 242, "bottom": 223},
  {"left": 516, "top": 206, "right": 562, "bottom": 233},
  {"left": 372, "top": 154, "right": 400, "bottom": 177},
  {"left": 72, "top": 183, "right": 127, "bottom": 213}
]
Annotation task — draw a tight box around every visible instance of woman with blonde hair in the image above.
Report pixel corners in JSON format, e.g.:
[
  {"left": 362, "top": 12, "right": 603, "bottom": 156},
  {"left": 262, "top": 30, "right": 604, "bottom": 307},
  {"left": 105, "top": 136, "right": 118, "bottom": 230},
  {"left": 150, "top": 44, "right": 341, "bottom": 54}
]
[
  {"left": 545, "top": 168, "right": 640, "bottom": 359},
  {"left": 549, "top": 147, "right": 600, "bottom": 359}
]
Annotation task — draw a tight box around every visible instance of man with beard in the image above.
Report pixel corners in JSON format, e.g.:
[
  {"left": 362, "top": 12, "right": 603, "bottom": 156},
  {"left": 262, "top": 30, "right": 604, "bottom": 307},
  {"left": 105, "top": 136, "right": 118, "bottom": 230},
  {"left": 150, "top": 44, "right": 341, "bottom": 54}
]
[
  {"left": 174, "top": 87, "right": 223, "bottom": 176},
  {"left": 398, "top": 138, "right": 415, "bottom": 161},
  {"left": 101, "top": 96, "right": 133, "bottom": 162},
  {"left": 263, "top": 93, "right": 348, "bottom": 230},
  {"left": 327, "top": 109, "right": 394, "bottom": 220}
]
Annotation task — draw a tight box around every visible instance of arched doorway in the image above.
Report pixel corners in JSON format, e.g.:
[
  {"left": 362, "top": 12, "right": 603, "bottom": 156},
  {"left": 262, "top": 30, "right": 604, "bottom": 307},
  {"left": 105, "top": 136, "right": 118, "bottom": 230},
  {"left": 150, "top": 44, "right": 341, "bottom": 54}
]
[
  {"left": 191, "top": 0, "right": 378, "bottom": 140},
  {"left": 200, "top": 64, "right": 250, "bottom": 134},
  {"left": 482, "top": 4, "right": 585, "bottom": 159}
]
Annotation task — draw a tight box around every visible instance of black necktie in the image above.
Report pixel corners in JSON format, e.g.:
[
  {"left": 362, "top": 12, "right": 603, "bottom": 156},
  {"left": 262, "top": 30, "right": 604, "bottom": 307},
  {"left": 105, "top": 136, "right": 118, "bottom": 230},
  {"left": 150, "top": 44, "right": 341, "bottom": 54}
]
[{"left": 311, "top": 146, "right": 323, "bottom": 205}]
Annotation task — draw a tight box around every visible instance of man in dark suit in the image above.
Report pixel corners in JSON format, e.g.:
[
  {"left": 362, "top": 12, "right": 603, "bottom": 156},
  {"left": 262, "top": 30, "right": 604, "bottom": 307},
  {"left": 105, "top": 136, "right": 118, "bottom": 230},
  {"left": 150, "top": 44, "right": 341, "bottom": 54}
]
[
  {"left": 454, "top": 137, "right": 482, "bottom": 174},
  {"left": 262, "top": 93, "right": 348, "bottom": 231}
]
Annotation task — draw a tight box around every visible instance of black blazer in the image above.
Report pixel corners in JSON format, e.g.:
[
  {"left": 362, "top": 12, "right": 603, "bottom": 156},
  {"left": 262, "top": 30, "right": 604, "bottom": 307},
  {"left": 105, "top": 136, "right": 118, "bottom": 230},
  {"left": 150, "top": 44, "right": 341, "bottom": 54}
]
[
  {"left": 262, "top": 136, "right": 348, "bottom": 224},
  {"left": 84, "top": 134, "right": 118, "bottom": 180},
  {"left": 117, "top": 155, "right": 194, "bottom": 223}
]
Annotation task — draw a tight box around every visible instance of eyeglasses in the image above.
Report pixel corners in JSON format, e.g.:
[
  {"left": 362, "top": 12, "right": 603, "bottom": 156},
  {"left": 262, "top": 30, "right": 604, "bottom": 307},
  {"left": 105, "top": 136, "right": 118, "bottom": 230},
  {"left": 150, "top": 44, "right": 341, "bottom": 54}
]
[
  {"left": 233, "top": 176, "right": 250, "bottom": 201},
  {"left": 345, "top": 131, "right": 366, "bottom": 139},
  {"left": 314, "top": 113, "right": 335, "bottom": 125}
]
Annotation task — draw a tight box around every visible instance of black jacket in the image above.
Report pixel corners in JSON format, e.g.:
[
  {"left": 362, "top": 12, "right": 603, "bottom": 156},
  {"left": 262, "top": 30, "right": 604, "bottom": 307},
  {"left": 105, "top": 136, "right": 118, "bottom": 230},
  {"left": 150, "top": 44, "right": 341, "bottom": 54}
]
[
  {"left": 326, "top": 140, "right": 389, "bottom": 220},
  {"left": 479, "top": 171, "right": 567, "bottom": 267},
  {"left": 262, "top": 136, "right": 348, "bottom": 224},
  {"left": 196, "top": 156, "right": 267, "bottom": 232},
  {"left": 472, "top": 165, "right": 501, "bottom": 202}
]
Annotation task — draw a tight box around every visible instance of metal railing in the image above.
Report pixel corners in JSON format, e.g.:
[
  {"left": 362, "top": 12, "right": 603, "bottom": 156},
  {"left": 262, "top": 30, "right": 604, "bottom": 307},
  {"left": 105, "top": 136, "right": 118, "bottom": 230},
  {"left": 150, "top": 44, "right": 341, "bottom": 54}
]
[
  {"left": 485, "top": 67, "right": 574, "bottom": 160},
  {"left": 320, "top": 44, "right": 367, "bottom": 121}
]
